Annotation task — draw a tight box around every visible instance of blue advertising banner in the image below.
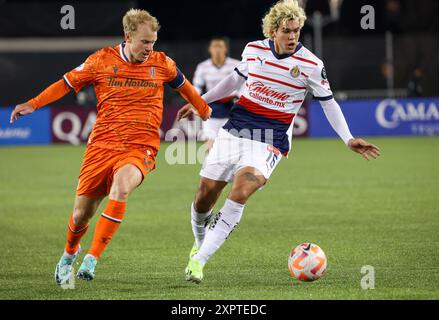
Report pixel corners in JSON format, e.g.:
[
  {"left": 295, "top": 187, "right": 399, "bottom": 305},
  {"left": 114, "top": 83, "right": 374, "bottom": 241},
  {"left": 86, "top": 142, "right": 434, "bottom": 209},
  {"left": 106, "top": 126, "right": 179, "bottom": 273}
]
[
  {"left": 309, "top": 97, "right": 439, "bottom": 138},
  {"left": 0, "top": 107, "right": 51, "bottom": 145}
]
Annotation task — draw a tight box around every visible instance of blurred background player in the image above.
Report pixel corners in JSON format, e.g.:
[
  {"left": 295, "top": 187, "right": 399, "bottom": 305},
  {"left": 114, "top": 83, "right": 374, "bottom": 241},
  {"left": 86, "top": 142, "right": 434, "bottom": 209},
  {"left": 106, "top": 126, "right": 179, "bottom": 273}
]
[
  {"left": 178, "top": 0, "right": 380, "bottom": 283},
  {"left": 9, "top": 8, "right": 211, "bottom": 285},
  {"left": 407, "top": 65, "right": 424, "bottom": 97},
  {"left": 193, "top": 36, "right": 242, "bottom": 149}
]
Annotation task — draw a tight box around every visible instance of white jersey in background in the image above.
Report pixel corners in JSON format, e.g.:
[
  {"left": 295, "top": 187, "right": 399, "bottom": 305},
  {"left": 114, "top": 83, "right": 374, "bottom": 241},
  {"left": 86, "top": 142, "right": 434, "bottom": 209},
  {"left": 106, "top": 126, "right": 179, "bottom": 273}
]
[
  {"left": 193, "top": 57, "right": 242, "bottom": 140},
  {"left": 193, "top": 57, "right": 241, "bottom": 99}
]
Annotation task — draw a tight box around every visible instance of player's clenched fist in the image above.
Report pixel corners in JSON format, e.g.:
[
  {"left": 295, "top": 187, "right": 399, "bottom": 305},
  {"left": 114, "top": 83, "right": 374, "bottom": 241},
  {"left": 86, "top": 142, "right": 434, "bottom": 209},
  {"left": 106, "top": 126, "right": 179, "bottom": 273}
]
[{"left": 10, "top": 102, "right": 36, "bottom": 124}]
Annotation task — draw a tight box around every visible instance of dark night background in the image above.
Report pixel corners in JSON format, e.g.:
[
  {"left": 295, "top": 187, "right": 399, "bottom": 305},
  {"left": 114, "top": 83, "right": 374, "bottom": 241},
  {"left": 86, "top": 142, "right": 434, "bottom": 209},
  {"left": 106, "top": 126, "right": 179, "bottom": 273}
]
[
  {"left": 1, "top": 0, "right": 438, "bottom": 38},
  {"left": 0, "top": 0, "right": 438, "bottom": 104}
]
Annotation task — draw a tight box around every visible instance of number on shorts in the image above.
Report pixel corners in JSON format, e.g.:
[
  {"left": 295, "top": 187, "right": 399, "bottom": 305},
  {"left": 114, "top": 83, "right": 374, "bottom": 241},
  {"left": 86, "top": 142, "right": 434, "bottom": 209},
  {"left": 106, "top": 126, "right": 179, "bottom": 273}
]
[{"left": 266, "top": 151, "right": 279, "bottom": 170}]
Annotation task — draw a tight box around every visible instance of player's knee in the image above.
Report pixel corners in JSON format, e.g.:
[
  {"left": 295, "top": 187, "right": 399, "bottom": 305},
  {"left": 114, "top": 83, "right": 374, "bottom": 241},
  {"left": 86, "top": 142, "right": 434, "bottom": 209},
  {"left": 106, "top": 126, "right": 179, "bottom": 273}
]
[
  {"left": 72, "top": 207, "right": 92, "bottom": 225},
  {"left": 110, "top": 181, "right": 131, "bottom": 201},
  {"left": 110, "top": 189, "right": 130, "bottom": 201},
  {"left": 228, "top": 188, "right": 252, "bottom": 204},
  {"left": 229, "top": 181, "right": 264, "bottom": 204}
]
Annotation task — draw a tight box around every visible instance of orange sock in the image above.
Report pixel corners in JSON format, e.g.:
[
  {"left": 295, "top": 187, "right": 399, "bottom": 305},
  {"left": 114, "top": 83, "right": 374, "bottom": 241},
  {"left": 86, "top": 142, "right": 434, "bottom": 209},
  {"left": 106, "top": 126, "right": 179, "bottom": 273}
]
[
  {"left": 65, "top": 214, "right": 89, "bottom": 255},
  {"left": 88, "top": 199, "right": 126, "bottom": 259}
]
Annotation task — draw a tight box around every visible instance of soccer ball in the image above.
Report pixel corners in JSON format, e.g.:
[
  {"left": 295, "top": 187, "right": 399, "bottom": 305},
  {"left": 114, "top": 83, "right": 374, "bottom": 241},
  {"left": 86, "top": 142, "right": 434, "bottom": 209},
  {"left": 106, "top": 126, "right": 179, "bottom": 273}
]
[{"left": 288, "top": 242, "right": 327, "bottom": 282}]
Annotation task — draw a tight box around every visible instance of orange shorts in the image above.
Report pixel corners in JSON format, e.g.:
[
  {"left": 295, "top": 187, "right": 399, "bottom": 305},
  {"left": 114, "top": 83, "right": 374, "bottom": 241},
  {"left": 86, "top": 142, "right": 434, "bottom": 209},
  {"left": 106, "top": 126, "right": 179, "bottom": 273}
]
[{"left": 76, "top": 145, "right": 156, "bottom": 197}]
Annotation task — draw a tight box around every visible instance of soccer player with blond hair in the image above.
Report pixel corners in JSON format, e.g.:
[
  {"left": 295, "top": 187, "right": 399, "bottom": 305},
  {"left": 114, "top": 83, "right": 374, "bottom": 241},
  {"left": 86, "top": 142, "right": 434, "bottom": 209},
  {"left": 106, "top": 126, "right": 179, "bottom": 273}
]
[
  {"left": 177, "top": 0, "right": 380, "bottom": 283},
  {"left": 10, "top": 8, "right": 211, "bottom": 284}
]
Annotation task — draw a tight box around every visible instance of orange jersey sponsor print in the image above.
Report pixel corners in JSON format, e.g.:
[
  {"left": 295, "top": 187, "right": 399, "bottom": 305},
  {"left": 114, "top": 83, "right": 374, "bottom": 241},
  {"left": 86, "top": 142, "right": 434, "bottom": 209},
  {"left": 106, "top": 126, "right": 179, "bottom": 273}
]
[{"left": 64, "top": 43, "right": 185, "bottom": 152}]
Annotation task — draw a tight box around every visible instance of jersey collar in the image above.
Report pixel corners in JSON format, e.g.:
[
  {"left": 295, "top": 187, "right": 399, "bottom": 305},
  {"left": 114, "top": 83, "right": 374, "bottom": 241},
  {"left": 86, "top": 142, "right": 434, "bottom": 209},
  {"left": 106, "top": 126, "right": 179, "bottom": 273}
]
[
  {"left": 120, "top": 41, "right": 130, "bottom": 62},
  {"left": 268, "top": 39, "right": 303, "bottom": 60},
  {"left": 120, "top": 41, "right": 152, "bottom": 64}
]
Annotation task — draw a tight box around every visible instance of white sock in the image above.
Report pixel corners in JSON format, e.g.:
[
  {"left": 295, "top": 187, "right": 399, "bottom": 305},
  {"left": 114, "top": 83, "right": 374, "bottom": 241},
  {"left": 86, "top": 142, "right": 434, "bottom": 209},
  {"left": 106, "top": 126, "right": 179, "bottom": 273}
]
[
  {"left": 193, "top": 198, "right": 245, "bottom": 265},
  {"left": 63, "top": 251, "right": 75, "bottom": 259},
  {"left": 191, "top": 202, "right": 213, "bottom": 248}
]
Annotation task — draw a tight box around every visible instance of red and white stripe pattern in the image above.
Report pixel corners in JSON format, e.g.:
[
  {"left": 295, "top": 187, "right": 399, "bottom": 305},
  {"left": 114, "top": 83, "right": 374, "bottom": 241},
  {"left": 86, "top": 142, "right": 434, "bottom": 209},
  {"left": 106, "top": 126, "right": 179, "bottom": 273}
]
[{"left": 232, "top": 39, "right": 332, "bottom": 151}]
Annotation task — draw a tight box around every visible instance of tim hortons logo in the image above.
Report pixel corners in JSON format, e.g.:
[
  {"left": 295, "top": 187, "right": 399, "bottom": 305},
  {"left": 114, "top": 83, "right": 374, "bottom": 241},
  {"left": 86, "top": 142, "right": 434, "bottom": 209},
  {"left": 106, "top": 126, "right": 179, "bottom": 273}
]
[
  {"left": 248, "top": 81, "right": 290, "bottom": 101},
  {"left": 107, "top": 77, "right": 158, "bottom": 88}
]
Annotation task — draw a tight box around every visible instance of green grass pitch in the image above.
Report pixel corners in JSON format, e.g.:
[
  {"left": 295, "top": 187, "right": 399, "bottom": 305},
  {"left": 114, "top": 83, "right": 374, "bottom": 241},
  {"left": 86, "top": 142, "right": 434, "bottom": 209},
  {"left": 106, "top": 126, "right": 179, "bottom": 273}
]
[{"left": 0, "top": 137, "right": 438, "bottom": 299}]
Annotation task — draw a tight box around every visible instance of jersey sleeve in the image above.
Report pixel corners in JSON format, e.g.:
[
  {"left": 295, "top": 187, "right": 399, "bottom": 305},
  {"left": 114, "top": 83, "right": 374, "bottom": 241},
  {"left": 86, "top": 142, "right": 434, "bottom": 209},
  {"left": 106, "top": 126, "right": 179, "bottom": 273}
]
[
  {"left": 63, "top": 51, "right": 100, "bottom": 93},
  {"left": 192, "top": 63, "right": 205, "bottom": 94},
  {"left": 233, "top": 44, "right": 251, "bottom": 80},
  {"left": 307, "top": 62, "right": 333, "bottom": 101},
  {"left": 165, "top": 56, "right": 186, "bottom": 89}
]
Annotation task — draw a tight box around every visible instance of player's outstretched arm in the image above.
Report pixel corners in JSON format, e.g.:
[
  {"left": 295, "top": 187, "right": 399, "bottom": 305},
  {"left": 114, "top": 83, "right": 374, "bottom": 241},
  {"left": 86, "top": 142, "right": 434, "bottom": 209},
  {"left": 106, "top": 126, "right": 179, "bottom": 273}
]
[
  {"left": 319, "top": 98, "right": 380, "bottom": 160},
  {"left": 202, "top": 71, "right": 245, "bottom": 104},
  {"left": 176, "top": 80, "right": 212, "bottom": 121},
  {"left": 10, "top": 79, "right": 71, "bottom": 124},
  {"left": 177, "top": 71, "right": 245, "bottom": 121}
]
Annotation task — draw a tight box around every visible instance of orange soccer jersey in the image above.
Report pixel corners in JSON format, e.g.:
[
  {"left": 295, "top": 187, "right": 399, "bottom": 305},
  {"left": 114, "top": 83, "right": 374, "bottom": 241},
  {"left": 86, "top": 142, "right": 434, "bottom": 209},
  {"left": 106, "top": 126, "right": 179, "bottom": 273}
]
[
  {"left": 63, "top": 42, "right": 184, "bottom": 153},
  {"left": 61, "top": 42, "right": 189, "bottom": 196},
  {"left": 25, "top": 42, "right": 209, "bottom": 196}
]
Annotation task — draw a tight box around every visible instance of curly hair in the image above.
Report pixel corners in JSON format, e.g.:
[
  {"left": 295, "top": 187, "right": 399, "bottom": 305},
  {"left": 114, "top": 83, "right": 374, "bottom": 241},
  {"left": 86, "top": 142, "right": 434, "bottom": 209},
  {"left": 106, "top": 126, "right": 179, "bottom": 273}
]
[{"left": 262, "top": 0, "right": 307, "bottom": 38}]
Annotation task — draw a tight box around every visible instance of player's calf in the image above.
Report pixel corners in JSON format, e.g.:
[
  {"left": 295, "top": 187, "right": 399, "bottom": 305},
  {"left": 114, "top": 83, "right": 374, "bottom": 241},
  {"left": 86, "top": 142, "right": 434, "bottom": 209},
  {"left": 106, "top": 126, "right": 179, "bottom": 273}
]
[
  {"left": 189, "top": 178, "right": 227, "bottom": 258},
  {"left": 194, "top": 177, "right": 227, "bottom": 213},
  {"left": 228, "top": 169, "right": 266, "bottom": 204},
  {"left": 191, "top": 202, "right": 213, "bottom": 249}
]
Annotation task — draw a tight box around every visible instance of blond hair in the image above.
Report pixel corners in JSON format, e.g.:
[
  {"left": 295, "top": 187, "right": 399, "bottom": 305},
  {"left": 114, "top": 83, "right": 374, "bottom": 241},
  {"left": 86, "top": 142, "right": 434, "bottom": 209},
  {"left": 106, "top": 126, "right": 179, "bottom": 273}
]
[
  {"left": 262, "top": 0, "right": 307, "bottom": 38},
  {"left": 122, "top": 8, "right": 160, "bottom": 34}
]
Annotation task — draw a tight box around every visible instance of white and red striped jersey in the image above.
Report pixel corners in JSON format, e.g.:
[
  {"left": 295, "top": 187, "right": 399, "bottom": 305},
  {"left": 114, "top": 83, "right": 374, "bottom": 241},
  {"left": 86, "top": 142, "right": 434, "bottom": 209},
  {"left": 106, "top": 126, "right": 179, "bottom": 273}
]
[
  {"left": 193, "top": 57, "right": 241, "bottom": 118},
  {"left": 224, "top": 39, "right": 333, "bottom": 154}
]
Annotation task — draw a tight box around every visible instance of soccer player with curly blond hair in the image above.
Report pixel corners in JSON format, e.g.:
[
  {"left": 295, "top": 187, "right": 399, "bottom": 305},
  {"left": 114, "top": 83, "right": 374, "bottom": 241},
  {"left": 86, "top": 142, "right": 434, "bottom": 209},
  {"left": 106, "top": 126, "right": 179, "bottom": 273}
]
[{"left": 178, "top": 0, "right": 380, "bottom": 283}]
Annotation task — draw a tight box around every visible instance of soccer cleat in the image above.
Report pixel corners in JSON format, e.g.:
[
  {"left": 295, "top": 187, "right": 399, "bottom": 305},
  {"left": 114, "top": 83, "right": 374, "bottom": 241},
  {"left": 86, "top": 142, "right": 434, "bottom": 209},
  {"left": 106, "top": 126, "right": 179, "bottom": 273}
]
[
  {"left": 189, "top": 242, "right": 199, "bottom": 259},
  {"left": 54, "top": 245, "right": 81, "bottom": 285},
  {"left": 76, "top": 255, "right": 97, "bottom": 281},
  {"left": 185, "top": 258, "right": 204, "bottom": 284}
]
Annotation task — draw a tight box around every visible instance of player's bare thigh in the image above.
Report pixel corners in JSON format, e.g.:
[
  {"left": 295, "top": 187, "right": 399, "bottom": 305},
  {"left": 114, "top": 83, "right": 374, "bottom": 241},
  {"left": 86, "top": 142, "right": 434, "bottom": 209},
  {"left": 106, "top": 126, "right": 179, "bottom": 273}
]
[
  {"left": 109, "top": 163, "right": 143, "bottom": 202},
  {"left": 228, "top": 167, "right": 266, "bottom": 205},
  {"left": 72, "top": 195, "right": 105, "bottom": 226},
  {"left": 71, "top": 164, "right": 142, "bottom": 224},
  {"left": 194, "top": 177, "right": 228, "bottom": 212}
]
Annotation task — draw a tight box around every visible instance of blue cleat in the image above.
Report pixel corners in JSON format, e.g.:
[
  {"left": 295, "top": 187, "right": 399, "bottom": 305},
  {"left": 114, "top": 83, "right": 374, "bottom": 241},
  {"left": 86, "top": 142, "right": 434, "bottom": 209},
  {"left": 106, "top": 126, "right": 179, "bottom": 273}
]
[
  {"left": 76, "top": 254, "right": 97, "bottom": 281},
  {"left": 55, "top": 245, "right": 81, "bottom": 285}
]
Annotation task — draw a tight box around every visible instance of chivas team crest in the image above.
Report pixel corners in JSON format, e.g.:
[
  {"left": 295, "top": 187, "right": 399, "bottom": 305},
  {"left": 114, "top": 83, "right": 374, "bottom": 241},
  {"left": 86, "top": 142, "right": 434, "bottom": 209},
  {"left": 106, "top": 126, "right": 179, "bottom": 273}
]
[{"left": 290, "top": 65, "right": 300, "bottom": 78}]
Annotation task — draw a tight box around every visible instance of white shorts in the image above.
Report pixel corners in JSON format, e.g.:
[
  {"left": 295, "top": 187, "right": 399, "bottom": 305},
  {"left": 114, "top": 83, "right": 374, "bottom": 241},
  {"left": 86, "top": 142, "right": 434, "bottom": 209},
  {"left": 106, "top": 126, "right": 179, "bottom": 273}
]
[
  {"left": 201, "top": 118, "right": 229, "bottom": 140},
  {"left": 200, "top": 128, "right": 283, "bottom": 183}
]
